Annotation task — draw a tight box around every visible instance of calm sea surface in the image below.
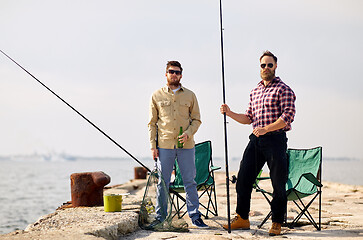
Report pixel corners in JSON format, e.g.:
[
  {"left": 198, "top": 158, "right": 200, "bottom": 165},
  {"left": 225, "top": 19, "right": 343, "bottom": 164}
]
[{"left": 0, "top": 156, "right": 362, "bottom": 234}]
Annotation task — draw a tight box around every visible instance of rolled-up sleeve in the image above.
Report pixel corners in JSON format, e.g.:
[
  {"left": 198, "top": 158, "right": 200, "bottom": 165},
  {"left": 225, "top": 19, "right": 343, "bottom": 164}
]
[
  {"left": 279, "top": 87, "right": 296, "bottom": 125},
  {"left": 245, "top": 93, "right": 254, "bottom": 122}
]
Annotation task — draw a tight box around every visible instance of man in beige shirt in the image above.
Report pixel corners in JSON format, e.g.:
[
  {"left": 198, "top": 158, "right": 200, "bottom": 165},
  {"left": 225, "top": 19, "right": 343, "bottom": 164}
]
[{"left": 148, "top": 61, "right": 207, "bottom": 228}]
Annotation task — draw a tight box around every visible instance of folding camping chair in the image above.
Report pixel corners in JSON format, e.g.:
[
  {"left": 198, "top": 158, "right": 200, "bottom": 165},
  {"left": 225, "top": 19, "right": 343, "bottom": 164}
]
[
  {"left": 254, "top": 146, "right": 323, "bottom": 230},
  {"left": 169, "top": 140, "right": 221, "bottom": 219}
]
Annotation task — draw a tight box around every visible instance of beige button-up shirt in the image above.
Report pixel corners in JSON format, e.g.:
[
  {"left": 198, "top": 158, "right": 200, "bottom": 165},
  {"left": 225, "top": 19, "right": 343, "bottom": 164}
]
[{"left": 148, "top": 85, "right": 201, "bottom": 149}]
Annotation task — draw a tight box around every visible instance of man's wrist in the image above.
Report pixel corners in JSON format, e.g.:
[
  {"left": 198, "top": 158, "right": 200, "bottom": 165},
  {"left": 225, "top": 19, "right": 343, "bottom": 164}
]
[
  {"left": 183, "top": 131, "right": 190, "bottom": 139},
  {"left": 263, "top": 126, "right": 270, "bottom": 133}
]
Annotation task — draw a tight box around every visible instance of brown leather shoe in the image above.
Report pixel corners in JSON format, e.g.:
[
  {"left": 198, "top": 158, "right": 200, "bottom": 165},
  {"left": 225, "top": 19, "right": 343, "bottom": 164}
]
[
  {"left": 223, "top": 214, "right": 250, "bottom": 230},
  {"left": 269, "top": 222, "right": 282, "bottom": 236}
]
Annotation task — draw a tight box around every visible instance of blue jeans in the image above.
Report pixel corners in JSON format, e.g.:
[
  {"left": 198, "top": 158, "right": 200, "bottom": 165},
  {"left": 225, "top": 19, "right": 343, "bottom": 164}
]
[{"left": 156, "top": 147, "right": 201, "bottom": 221}]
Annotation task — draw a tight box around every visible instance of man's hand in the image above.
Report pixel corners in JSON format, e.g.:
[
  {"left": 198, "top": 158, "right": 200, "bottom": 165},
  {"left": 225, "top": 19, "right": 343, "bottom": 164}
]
[
  {"left": 178, "top": 133, "right": 188, "bottom": 144},
  {"left": 151, "top": 148, "right": 159, "bottom": 160},
  {"left": 220, "top": 104, "right": 231, "bottom": 116},
  {"left": 220, "top": 104, "right": 252, "bottom": 125},
  {"left": 253, "top": 127, "right": 268, "bottom": 137},
  {"left": 253, "top": 118, "right": 287, "bottom": 137}
]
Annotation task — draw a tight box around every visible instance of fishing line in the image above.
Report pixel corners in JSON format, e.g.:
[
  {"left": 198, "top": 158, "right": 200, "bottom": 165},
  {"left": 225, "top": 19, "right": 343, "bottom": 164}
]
[
  {"left": 219, "top": 0, "right": 231, "bottom": 233},
  {"left": 0, "top": 49, "right": 151, "bottom": 172}
]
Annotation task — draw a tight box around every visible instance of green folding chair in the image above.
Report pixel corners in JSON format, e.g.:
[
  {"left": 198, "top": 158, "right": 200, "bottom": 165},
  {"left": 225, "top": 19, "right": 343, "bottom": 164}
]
[
  {"left": 169, "top": 140, "right": 221, "bottom": 219},
  {"left": 255, "top": 146, "right": 323, "bottom": 230}
]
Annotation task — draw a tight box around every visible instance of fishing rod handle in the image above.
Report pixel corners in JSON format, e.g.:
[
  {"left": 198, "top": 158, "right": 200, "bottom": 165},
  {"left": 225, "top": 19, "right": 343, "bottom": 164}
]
[{"left": 154, "top": 158, "right": 158, "bottom": 169}]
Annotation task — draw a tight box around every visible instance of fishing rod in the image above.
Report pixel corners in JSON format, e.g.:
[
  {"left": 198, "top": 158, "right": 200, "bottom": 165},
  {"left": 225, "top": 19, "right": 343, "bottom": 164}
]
[
  {"left": 219, "top": 0, "right": 231, "bottom": 233},
  {"left": 0, "top": 49, "right": 151, "bottom": 173}
]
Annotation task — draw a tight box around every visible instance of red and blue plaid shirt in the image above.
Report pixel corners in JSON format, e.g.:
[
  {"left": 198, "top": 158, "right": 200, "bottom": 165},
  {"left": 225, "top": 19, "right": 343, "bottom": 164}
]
[{"left": 246, "top": 77, "right": 296, "bottom": 131}]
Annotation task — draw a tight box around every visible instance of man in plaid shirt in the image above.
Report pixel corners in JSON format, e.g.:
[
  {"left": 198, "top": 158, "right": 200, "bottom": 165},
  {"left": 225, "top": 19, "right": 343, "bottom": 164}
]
[{"left": 220, "top": 51, "right": 296, "bottom": 236}]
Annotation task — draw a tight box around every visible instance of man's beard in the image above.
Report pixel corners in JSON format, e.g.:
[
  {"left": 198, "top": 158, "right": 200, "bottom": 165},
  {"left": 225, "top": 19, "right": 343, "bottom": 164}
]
[
  {"left": 261, "top": 69, "right": 275, "bottom": 81},
  {"left": 167, "top": 79, "right": 180, "bottom": 87}
]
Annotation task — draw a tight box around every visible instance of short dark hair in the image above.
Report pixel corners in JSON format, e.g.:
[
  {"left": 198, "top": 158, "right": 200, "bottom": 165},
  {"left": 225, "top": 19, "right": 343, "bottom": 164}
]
[
  {"left": 166, "top": 61, "right": 183, "bottom": 73},
  {"left": 260, "top": 51, "right": 277, "bottom": 63}
]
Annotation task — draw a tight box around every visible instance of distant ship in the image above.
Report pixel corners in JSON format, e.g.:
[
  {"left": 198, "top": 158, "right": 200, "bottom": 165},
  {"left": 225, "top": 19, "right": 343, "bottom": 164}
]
[{"left": 7, "top": 152, "right": 77, "bottom": 162}]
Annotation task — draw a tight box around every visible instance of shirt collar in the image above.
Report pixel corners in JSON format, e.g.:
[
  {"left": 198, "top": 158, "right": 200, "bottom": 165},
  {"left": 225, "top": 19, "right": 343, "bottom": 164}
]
[{"left": 164, "top": 84, "right": 184, "bottom": 93}]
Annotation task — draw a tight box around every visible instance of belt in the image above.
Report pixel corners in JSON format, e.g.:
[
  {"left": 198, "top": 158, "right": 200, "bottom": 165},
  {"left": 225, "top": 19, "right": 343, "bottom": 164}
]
[{"left": 263, "top": 130, "right": 285, "bottom": 136}]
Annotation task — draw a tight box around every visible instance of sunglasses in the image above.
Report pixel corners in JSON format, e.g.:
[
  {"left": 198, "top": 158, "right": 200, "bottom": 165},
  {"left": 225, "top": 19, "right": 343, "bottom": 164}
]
[
  {"left": 260, "top": 63, "right": 274, "bottom": 69},
  {"left": 167, "top": 69, "right": 182, "bottom": 75}
]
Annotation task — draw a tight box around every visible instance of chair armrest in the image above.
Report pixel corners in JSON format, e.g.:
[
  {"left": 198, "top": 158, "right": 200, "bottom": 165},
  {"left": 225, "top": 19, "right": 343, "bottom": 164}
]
[
  {"left": 257, "top": 177, "right": 270, "bottom": 181},
  {"left": 210, "top": 166, "right": 221, "bottom": 171},
  {"left": 302, "top": 173, "right": 323, "bottom": 187},
  {"left": 294, "top": 172, "right": 323, "bottom": 189}
]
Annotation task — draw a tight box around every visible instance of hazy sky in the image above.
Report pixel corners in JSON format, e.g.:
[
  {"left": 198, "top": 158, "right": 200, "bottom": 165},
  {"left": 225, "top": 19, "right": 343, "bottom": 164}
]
[{"left": 1, "top": 0, "right": 362, "bottom": 160}]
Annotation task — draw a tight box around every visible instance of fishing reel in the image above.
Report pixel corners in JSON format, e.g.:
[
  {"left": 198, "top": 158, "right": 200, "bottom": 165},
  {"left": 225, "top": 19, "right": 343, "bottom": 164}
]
[{"left": 230, "top": 175, "right": 237, "bottom": 184}]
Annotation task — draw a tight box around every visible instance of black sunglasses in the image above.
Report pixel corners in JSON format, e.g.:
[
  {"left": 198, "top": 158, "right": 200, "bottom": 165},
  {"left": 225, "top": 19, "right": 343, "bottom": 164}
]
[
  {"left": 260, "top": 63, "right": 274, "bottom": 69},
  {"left": 167, "top": 69, "right": 182, "bottom": 75}
]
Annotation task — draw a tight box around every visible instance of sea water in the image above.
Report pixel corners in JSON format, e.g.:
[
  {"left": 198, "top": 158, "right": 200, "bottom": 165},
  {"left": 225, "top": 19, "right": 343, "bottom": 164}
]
[
  {"left": 0, "top": 156, "right": 150, "bottom": 234},
  {"left": 0, "top": 156, "right": 362, "bottom": 234}
]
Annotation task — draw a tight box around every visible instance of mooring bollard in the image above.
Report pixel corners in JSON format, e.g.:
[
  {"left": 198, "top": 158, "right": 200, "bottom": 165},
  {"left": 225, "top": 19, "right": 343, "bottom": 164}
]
[
  {"left": 134, "top": 167, "right": 148, "bottom": 179},
  {"left": 70, "top": 171, "right": 111, "bottom": 207}
]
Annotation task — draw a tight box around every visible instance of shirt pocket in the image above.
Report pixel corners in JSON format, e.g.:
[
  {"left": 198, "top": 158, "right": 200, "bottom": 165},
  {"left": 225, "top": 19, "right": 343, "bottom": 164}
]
[
  {"left": 179, "top": 100, "right": 191, "bottom": 118},
  {"left": 158, "top": 101, "right": 171, "bottom": 117}
]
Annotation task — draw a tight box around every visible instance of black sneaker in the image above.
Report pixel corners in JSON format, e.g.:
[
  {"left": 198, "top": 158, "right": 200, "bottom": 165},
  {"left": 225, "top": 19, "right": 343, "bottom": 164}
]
[{"left": 192, "top": 218, "right": 209, "bottom": 228}]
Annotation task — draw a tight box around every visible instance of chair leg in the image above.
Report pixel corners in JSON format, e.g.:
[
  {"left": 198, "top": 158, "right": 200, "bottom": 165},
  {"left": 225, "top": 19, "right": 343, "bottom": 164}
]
[
  {"left": 198, "top": 189, "right": 213, "bottom": 218},
  {"left": 170, "top": 193, "right": 178, "bottom": 219},
  {"left": 210, "top": 189, "right": 217, "bottom": 217},
  {"left": 205, "top": 189, "right": 211, "bottom": 219},
  {"left": 170, "top": 190, "right": 188, "bottom": 219},
  {"left": 205, "top": 185, "right": 217, "bottom": 218},
  {"left": 170, "top": 183, "right": 219, "bottom": 220},
  {"left": 255, "top": 184, "right": 273, "bottom": 229},
  {"left": 176, "top": 195, "right": 181, "bottom": 218},
  {"left": 318, "top": 188, "right": 322, "bottom": 231},
  {"left": 289, "top": 192, "right": 320, "bottom": 230},
  {"left": 199, "top": 185, "right": 211, "bottom": 218},
  {"left": 177, "top": 194, "right": 188, "bottom": 219},
  {"left": 204, "top": 185, "right": 218, "bottom": 218},
  {"left": 197, "top": 185, "right": 218, "bottom": 218},
  {"left": 207, "top": 185, "right": 218, "bottom": 217},
  {"left": 212, "top": 182, "right": 218, "bottom": 216},
  {"left": 258, "top": 211, "right": 272, "bottom": 229}
]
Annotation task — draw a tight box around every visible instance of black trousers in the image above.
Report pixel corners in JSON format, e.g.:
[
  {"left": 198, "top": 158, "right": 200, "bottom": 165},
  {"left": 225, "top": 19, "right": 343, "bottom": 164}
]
[{"left": 236, "top": 132, "right": 288, "bottom": 223}]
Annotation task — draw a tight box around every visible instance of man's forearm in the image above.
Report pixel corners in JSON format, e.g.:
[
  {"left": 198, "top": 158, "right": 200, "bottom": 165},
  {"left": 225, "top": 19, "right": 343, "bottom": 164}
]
[
  {"left": 264, "top": 118, "right": 287, "bottom": 132},
  {"left": 227, "top": 112, "right": 252, "bottom": 125}
]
